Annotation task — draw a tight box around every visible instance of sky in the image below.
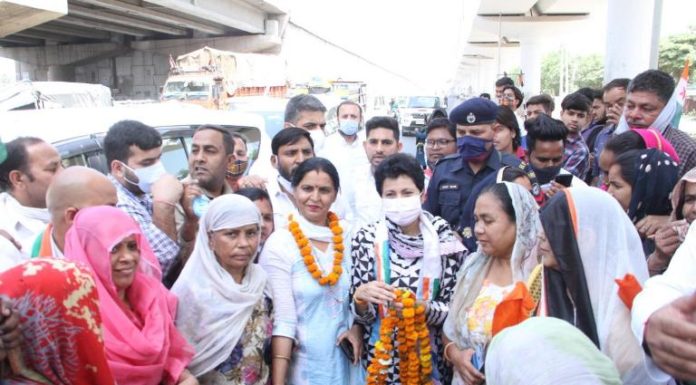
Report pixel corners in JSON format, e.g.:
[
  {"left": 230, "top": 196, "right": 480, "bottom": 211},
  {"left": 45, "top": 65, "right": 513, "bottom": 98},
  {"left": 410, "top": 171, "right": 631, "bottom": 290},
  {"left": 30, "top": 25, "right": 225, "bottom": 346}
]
[{"left": 0, "top": 0, "right": 694, "bottom": 89}]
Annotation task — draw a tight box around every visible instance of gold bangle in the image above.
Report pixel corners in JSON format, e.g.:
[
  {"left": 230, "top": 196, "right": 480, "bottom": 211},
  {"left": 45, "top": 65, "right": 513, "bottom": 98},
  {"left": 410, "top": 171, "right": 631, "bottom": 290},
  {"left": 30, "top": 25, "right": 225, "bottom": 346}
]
[
  {"left": 443, "top": 342, "right": 457, "bottom": 363},
  {"left": 273, "top": 355, "right": 291, "bottom": 361}
]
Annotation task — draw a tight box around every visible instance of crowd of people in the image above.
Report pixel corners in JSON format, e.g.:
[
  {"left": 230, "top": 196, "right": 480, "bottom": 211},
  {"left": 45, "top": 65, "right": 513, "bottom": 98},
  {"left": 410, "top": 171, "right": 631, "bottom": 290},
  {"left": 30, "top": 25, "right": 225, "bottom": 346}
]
[{"left": 1, "top": 67, "right": 696, "bottom": 385}]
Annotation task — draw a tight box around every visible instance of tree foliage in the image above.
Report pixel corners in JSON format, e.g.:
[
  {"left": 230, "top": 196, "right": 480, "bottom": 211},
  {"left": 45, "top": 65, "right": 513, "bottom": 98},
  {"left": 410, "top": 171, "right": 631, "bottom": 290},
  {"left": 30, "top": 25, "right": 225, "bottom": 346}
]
[
  {"left": 658, "top": 25, "right": 696, "bottom": 82},
  {"left": 541, "top": 50, "right": 603, "bottom": 96}
]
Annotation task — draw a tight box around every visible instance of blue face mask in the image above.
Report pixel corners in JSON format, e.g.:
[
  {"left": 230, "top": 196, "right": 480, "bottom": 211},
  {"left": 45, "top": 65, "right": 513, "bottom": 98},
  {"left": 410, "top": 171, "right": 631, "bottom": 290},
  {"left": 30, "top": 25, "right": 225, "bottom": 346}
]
[
  {"left": 338, "top": 119, "right": 360, "bottom": 136},
  {"left": 457, "top": 136, "right": 492, "bottom": 161}
]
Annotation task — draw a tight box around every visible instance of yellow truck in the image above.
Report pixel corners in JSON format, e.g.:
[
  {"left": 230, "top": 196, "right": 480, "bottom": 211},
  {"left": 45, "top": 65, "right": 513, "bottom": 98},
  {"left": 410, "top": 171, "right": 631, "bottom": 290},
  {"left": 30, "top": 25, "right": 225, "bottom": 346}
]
[{"left": 160, "top": 46, "right": 287, "bottom": 109}]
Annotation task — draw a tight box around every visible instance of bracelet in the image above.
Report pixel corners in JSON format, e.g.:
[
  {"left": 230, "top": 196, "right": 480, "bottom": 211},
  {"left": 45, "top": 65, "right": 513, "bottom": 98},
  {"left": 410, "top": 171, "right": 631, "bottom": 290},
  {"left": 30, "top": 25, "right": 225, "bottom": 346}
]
[
  {"left": 153, "top": 200, "right": 177, "bottom": 208},
  {"left": 443, "top": 342, "right": 457, "bottom": 363},
  {"left": 273, "top": 355, "right": 291, "bottom": 361}
]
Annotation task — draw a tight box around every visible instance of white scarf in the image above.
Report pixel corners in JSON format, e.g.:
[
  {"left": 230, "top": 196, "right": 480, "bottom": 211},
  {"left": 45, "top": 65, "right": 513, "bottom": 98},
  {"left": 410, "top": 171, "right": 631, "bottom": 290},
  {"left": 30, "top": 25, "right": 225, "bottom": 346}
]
[
  {"left": 615, "top": 95, "right": 677, "bottom": 135},
  {"left": 172, "top": 195, "right": 267, "bottom": 376}
]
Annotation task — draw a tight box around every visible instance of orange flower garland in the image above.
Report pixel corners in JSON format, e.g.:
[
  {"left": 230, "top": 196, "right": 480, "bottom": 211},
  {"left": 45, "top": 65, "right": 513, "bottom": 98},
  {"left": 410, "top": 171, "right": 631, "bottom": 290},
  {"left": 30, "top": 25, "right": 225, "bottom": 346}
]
[
  {"left": 288, "top": 212, "right": 344, "bottom": 286},
  {"left": 366, "top": 289, "right": 433, "bottom": 385}
]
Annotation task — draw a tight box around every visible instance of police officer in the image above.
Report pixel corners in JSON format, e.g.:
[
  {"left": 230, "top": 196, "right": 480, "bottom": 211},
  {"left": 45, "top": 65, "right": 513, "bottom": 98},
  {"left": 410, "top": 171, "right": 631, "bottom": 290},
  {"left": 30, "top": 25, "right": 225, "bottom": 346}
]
[{"left": 424, "top": 97, "right": 524, "bottom": 230}]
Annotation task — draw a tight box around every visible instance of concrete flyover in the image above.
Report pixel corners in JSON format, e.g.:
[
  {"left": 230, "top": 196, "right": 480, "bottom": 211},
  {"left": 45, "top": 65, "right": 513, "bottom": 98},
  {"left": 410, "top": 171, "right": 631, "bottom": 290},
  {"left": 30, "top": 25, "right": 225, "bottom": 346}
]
[
  {"left": 452, "top": 0, "right": 662, "bottom": 97},
  {"left": 0, "top": 0, "right": 288, "bottom": 98}
]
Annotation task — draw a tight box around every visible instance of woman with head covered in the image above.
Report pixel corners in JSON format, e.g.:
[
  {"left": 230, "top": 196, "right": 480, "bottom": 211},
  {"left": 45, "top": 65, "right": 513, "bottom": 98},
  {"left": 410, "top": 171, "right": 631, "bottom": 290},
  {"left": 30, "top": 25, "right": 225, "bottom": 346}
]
[
  {"left": 64, "top": 206, "right": 196, "bottom": 385},
  {"left": 172, "top": 194, "right": 271, "bottom": 384}
]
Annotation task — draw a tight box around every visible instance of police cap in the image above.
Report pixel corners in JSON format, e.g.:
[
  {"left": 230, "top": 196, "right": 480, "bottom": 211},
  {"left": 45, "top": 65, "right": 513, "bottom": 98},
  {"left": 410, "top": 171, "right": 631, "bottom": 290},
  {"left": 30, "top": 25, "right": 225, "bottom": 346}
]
[{"left": 450, "top": 97, "right": 497, "bottom": 126}]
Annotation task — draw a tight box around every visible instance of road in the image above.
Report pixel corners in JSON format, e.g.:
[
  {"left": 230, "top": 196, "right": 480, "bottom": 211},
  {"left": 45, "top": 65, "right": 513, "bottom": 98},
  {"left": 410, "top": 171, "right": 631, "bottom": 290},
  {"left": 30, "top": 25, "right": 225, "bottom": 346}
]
[{"left": 401, "top": 135, "right": 417, "bottom": 158}]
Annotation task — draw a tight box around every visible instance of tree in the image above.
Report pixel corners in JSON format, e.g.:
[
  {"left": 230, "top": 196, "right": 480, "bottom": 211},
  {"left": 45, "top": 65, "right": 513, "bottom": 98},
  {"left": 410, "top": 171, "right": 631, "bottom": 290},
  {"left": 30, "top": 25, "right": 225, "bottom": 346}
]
[
  {"left": 658, "top": 25, "right": 696, "bottom": 82},
  {"left": 541, "top": 49, "right": 604, "bottom": 96}
]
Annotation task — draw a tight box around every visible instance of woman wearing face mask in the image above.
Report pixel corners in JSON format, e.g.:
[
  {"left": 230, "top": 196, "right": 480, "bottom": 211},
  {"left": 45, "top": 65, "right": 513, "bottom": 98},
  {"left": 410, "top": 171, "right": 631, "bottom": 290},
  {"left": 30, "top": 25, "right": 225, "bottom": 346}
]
[
  {"left": 443, "top": 182, "right": 541, "bottom": 385},
  {"left": 351, "top": 153, "right": 466, "bottom": 385},
  {"left": 259, "top": 157, "right": 362, "bottom": 385}
]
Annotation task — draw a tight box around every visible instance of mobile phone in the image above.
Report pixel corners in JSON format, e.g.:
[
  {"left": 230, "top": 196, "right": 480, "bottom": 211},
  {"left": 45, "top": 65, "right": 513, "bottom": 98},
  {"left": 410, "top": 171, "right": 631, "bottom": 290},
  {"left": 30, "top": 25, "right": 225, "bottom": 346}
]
[
  {"left": 339, "top": 338, "right": 354, "bottom": 362},
  {"left": 554, "top": 174, "right": 573, "bottom": 187}
]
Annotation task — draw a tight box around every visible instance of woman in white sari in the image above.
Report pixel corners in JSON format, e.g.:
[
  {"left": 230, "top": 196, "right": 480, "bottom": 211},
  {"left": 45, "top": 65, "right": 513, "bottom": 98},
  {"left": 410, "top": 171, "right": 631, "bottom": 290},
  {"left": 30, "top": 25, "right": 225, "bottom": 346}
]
[
  {"left": 538, "top": 187, "right": 668, "bottom": 385},
  {"left": 172, "top": 194, "right": 271, "bottom": 385},
  {"left": 443, "top": 182, "right": 541, "bottom": 385}
]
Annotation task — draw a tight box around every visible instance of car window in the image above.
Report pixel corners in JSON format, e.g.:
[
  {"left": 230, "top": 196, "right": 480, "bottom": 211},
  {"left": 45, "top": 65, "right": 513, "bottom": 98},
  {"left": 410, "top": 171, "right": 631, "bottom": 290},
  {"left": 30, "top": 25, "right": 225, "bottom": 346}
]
[
  {"left": 161, "top": 137, "right": 190, "bottom": 179},
  {"left": 62, "top": 154, "right": 87, "bottom": 168}
]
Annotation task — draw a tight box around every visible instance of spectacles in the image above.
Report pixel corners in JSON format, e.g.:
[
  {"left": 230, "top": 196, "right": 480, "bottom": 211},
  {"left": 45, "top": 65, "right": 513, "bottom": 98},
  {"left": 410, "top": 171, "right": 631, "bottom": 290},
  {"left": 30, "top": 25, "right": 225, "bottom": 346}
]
[{"left": 425, "top": 139, "right": 455, "bottom": 148}]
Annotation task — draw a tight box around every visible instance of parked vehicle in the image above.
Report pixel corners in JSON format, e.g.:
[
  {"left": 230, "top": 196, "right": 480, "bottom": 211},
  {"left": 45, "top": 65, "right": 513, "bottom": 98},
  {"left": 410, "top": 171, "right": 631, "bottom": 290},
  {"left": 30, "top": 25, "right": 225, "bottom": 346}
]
[
  {"left": 0, "top": 103, "right": 268, "bottom": 179},
  {"left": 397, "top": 96, "right": 447, "bottom": 136},
  {"left": 160, "top": 47, "right": 287, "bottom": 110},
  {"left": 0, "top": 81, "right": 112, "bottom": 111}
]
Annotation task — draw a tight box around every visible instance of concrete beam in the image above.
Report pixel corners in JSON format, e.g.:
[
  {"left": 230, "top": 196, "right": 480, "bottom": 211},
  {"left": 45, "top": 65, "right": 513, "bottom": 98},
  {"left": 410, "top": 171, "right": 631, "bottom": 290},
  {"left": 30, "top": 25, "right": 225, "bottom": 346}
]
[
  {"left": 34, "top": 22, "right": 111, "bottom": 40},
  {"left": 0, "top": 35, "right": 43, "bottom": 45},
  {"left": 68, "top": 3, "right": 187, "bottom": 35},
  {"left": 0, "top": 0, "right": 68, "bottom": 37},
  {"left": 74, "top": 0, "right": 226, "bottom": 35},
  {"left": 0, "top": 41, "right": 123, "bottom": 65},
  {"left": 15, "top": 30, "right": 82, "bottom": 42},
  {"left": 144, "top": 0, "right": 266, "bottom": 33},
  {"left": 58, "top": 15, "right": 152, "bottom": 37},
  {"left": 468, "top": 41, "right": 520, "bottom": 48},
  {"left": 478, "top": 14, "right": 588, "bottom": 22}
]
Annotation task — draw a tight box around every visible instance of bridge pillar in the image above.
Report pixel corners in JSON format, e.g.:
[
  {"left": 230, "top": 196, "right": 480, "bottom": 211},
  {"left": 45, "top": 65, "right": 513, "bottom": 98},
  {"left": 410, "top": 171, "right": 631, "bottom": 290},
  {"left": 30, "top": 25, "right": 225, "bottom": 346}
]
[{"left": 604, "top": 0, "right": 660, "bottom": 81}]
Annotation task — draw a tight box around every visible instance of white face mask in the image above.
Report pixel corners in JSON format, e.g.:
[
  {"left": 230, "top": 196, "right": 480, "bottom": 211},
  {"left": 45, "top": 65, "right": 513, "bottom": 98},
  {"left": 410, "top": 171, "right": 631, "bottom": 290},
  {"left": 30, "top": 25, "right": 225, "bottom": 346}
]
[
  {"left": 382, "top": 195, "right": 422, "bottom": 226},
  {"left": 122, "top": 161, "right": 167, "bottom": 194},
  {"left": 338, "top": 119, "right": 360, "bottom": 136},
  {"left": 309, "top": 129, "right": 326, "bottom": 151}
]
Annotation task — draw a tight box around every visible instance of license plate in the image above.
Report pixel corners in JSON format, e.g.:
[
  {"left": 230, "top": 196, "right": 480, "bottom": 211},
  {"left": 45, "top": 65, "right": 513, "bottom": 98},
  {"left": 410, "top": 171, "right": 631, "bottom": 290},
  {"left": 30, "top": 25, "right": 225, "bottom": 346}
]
[{"left": 414, "top": 119, "right": 425, "bottom": 125}]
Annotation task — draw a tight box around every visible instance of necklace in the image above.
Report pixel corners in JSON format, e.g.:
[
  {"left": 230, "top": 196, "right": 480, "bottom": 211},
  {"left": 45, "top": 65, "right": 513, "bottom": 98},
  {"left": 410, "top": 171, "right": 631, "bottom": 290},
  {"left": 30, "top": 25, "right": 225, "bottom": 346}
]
[{"left": 288, "top": 212, "right": 344, "bottom": 286}]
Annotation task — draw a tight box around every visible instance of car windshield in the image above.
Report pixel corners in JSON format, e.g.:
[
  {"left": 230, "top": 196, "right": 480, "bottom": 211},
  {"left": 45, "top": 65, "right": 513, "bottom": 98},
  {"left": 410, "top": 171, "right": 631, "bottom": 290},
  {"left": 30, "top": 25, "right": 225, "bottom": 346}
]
[
  {"left": 163, "top": 80, "right": 211, "bottom": 96},
  {"left": 407, "top": 96, "right": 438, "bottom": 108}
]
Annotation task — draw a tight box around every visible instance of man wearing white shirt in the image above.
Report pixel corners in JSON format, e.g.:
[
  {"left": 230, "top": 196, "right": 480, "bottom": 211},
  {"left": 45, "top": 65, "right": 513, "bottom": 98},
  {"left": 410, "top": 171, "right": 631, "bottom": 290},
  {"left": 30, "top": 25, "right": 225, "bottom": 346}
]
[
  {"left": 344, "top": 116, "right": 402, "bottom": 231},
  {"left": 0, "top": 137, "right": 63, "bottom": 256},
  {"left": 268, "top": 127, "right": 350, "bottom": 230},
  {"left": 284, "top": 94, "right": 328, "bottom": 153},
  {"left": 319, "top": 100, "right": 370, "bottom": 181},
  {"left": 267, "top": 127, "right": 315, "bottom": 228},
  {"left": 632, "top": 222, "right": 696, "bottom": 382}
]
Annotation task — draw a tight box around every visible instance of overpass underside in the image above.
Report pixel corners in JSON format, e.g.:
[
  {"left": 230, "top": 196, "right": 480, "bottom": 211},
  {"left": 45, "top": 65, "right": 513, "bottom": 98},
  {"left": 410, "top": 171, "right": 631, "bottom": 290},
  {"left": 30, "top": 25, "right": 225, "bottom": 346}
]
[{"left": 0, "top": 0, "right": 287, "bottom": 99}]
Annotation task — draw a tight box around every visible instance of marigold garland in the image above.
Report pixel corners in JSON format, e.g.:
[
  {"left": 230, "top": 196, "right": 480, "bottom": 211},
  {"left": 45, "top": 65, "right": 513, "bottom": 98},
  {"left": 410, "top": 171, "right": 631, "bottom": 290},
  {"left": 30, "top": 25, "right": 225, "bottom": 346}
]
[
  {"left": 366, "top": 289, "right": 433, "bottom": 385},
  {"left": 288, "top": 212, "right": 344, "bottom": 286}
]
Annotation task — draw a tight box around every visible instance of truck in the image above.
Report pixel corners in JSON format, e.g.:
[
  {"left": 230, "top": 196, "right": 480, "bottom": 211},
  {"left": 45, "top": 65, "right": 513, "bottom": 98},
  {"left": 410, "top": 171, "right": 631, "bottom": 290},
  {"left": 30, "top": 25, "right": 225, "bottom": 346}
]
[{"left": 160, "top": 46, "right": 288, "bottom": 109}]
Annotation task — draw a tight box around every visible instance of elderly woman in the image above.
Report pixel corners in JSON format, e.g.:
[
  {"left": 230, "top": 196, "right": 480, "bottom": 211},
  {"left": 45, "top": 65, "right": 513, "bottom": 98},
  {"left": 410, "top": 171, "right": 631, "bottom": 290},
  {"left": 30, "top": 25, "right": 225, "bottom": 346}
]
[
  {"left": 538, "top": 187, "right": 666, "bottom": 385},
  {"left": 606, "top": 149, "right": 679, "bottom": 255},
  {"left": 647, "top": 167, "right": 696, "bottom": 274},
  {"left": 259, "top": 157, "right": 361, "bottom": 385},
  {"left": 350, "top": 153, "right": 465, "bottom": 384},
  {"left": 0, "top": 259, "right": 115, "bottom": 384},
  {"left": 443, "top": 182, "right": 541, "bottom": 385},
  {"left": 64, "top": 206, "right": 196, "bottom": 385},
  {"left": 172, "top": 194, "right": 271, "bottom": 384}
]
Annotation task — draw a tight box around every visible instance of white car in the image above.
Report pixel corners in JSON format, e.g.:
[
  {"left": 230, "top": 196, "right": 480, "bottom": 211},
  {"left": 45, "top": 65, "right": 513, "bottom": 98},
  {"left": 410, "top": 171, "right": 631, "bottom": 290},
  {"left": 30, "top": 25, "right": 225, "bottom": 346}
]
[{"left": 0, "top": 103, "right": 271, "bottom": 180}]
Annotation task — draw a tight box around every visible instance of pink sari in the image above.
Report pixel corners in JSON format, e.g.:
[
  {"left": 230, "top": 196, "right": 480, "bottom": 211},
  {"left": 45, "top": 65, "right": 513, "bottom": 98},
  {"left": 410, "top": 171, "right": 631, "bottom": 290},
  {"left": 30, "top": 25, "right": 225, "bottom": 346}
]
[
  {"left": 63, "top": 206, "right": 193, "bottom": 385},
  {"left": 631, "top": 128, "right": 680, "bottom": 163}
]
